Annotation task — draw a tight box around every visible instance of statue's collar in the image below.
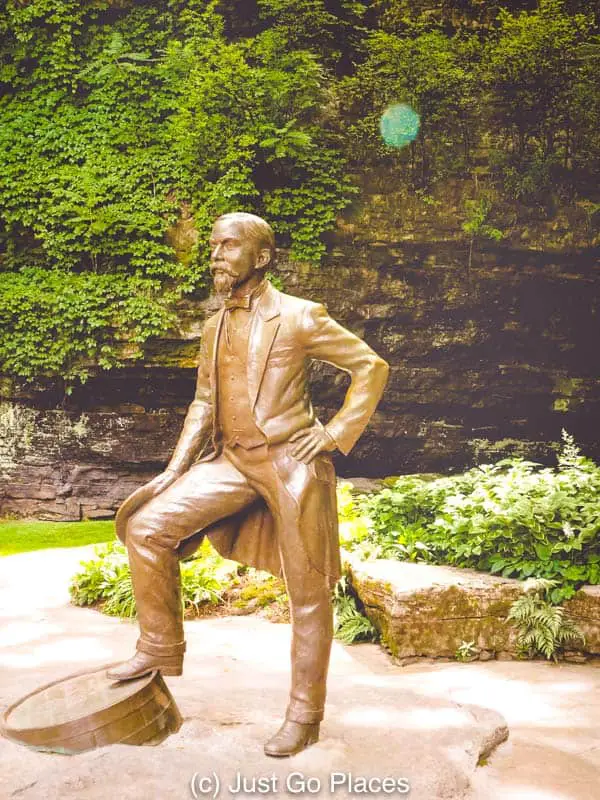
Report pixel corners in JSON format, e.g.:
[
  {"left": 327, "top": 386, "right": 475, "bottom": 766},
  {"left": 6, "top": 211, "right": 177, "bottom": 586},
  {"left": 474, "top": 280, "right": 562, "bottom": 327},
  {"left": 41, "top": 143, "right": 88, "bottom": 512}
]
[{"left": 254, "top": 280, "right": 281, "bottom": 321}]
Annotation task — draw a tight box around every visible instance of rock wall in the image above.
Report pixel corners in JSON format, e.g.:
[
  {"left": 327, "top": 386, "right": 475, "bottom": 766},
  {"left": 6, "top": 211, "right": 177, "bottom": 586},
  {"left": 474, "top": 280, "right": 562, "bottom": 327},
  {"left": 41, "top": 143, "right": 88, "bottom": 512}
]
[{"left": 1, "top": 216, "right": 599, "bottom": 519}]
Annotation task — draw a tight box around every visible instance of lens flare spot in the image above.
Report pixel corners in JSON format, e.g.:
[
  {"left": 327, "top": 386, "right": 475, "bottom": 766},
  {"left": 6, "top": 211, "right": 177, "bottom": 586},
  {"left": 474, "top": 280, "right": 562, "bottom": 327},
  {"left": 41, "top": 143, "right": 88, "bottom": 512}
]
[{"left": 380, "top": 103, "right": 420, "bottom": 149}]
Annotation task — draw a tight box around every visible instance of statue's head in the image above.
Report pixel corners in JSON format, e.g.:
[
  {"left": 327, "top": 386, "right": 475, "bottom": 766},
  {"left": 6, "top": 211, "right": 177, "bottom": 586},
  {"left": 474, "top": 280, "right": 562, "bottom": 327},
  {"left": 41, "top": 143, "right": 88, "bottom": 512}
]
[{"left": 209, "top": 212, "right": 275, "bottom": 296}]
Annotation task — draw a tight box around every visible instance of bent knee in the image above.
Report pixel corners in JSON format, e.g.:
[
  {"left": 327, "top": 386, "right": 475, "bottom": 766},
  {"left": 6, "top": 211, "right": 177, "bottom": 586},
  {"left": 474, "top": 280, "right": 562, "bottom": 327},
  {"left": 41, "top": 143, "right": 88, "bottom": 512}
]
[{"left": 126, "top": 504, "right": 163, "bottom": 545}]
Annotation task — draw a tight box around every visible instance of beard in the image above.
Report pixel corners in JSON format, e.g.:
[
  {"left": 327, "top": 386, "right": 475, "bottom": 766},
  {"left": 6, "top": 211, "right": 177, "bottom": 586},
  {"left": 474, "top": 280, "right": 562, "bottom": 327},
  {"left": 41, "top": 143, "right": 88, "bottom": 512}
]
[{"left": 212, "top": 269, "right": 237, "bottom": 297}]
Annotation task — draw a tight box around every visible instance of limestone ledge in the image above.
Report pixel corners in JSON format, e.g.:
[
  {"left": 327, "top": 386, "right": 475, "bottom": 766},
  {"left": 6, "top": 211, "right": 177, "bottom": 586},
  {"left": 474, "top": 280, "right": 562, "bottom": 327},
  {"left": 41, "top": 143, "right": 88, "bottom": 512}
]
[
  {"left": 1, "top": 237, "right": 599, "bottom": 516},
  {"left": 345, "top": 555, "right": 600, "bottom": 661}
]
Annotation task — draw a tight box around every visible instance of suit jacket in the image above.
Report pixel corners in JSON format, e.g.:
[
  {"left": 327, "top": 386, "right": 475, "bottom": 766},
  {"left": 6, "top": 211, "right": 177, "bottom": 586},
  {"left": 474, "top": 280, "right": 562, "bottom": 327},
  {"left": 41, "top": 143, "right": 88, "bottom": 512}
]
[{"left": 116, "top": 282, "right": 389, "bottom": 581}]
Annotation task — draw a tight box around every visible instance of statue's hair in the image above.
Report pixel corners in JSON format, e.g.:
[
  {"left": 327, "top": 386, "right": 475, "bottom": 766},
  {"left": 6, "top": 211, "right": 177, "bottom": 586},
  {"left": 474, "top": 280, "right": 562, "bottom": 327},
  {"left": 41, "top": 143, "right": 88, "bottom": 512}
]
[{"left": 215, "top": 212, "right": 276, "bottom": 268}]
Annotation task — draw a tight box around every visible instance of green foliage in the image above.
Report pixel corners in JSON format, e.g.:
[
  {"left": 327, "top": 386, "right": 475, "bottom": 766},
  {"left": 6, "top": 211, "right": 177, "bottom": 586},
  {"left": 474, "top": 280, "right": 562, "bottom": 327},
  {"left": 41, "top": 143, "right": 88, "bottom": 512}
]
[
  {"left": 1, "top": 0, "right": 599, "bottom": 383},
  {"left": 333, "top": 576, "right": 378, "bottom": 644},
  {"left": 101, "top": 555, "right": 136, "bottom": 618},
  {"left": 337, "top": 0, "right": 599, "bottom": 203},
  {"left": 455, "top": 640, "right": 478, "bottom": 662},
  {"left": 357, "top": 432, "right": 600, "bottom": 602},
  {"left": 0, "top": 270, "right": 176, "bottom": 381},
  {"left": 483, "top": 0, "right": 596, "bottom": 205},
  {"left": 348, "top": 473, "right": 438, "bottom": 562},
  {"left": 257, "top": 0, "right": 368, "bottom": 64},
  {"left": 70, "top": 539, "right": 233, "bottom": 617},
  {"left": 180, "top": 559, "right": 227, "bottom": 613},
  {"left": 0, "top": 519, "right": 114, "bottom": 556},
  {"left": 0, "top": 0, "right": 354, "bottom": 383},
  {"left": 338, "top": 24, "right": 480, "bottom": 181},
  {"left": 462, "top": 197, "right": 504, "bottom": 243},
  {"left": 462, "top": 196, "right": 504, "bottom": 269},
  {"left": 336, "top": 481, "right": 371, "bottom": 551},
  {"left": 484, "top": 0, "right": 592, "bottom": 139},
  {"left": 69, "top": 541, "right": 133, "bottom": 614},
  {"left": 507, "top": 578, "right": 585, "bottom": 660},
  {"left": 265, "top": 271, "right": 284, "bottom": 291}
]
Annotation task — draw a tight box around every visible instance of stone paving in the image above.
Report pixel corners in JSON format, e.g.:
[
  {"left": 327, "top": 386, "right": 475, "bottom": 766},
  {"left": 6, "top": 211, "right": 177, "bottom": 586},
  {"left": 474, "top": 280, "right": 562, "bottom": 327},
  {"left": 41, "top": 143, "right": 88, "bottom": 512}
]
[{"left": 1, "top": 546, "right": 598, "bottom": 799}]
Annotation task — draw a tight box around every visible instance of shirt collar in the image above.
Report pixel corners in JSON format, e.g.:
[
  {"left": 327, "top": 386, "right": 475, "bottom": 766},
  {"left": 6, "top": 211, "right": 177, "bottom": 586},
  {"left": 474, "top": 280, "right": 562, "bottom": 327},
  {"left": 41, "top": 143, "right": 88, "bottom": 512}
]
[{"left": 224, "top": 278, "right": 268, "bottom": 310}]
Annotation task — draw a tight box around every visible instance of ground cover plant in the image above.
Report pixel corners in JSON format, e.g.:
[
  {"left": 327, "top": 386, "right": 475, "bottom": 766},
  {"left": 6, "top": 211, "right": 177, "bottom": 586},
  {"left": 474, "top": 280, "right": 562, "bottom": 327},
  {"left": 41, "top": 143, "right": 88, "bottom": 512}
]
[
  {"left": 69, "top": 538, "right": 242, "bottom": 618},
  {"left": 333, "top": 576, "right": 377, "bottom": 645},
  {"left": 507, "top": 577, "right": 585, "bottom": 660},
  {"left": 353, "top": 433, "right": 600, "bottom": 604},
  {"left": 0, "top": 519, "right": 114, "bottom": 555}
]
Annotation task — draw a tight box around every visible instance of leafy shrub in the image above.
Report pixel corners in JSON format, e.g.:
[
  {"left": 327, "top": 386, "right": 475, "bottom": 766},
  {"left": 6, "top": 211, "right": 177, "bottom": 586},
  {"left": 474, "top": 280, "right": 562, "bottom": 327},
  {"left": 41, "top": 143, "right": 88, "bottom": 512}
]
[
  {"left": 507, "top": 578, "right": 585, "bottom": 660},
  {"left": 70, "top": 539, "right": 232, "bottom": 617},
  {"left": 337, "top": 481, "right": 371, "bottom": 550},
  {"left": 355, "top": 433, "right": 600, "bottom": 602},
  {"left": 180, "top": 561, "right": 228, "bottom": 614},
  {"left": 70, "top": 541, "right": 135, "bottom": 616},
  {"left": 337, "top": 25, "right": 481, "bottom": 180},
  {"left": 102, "top": 562, "right": 136, "bottom": 619}
]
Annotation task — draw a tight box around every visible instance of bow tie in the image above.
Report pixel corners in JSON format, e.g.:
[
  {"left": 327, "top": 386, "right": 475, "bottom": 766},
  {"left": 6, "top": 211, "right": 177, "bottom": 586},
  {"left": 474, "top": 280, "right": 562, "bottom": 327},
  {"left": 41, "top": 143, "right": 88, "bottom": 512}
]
[
  {"left": 224, "top": 294, "right": 252, "bottom": 310},
  {"left": 223, "top": 279, "right": 268, "bottom": 310}
]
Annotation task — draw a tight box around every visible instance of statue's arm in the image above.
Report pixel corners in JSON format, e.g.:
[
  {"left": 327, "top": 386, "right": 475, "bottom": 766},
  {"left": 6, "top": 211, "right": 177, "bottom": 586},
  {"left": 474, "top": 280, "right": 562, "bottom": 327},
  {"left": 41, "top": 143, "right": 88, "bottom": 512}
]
[
  {"left": 301, "top": 303, "right": 389, "bottom": 455},
  {"left": 165, "top": 325, "right": 214, "bottom": 474},
  {"left": 115, "top": 326, "right": 214, "bottom": 543}
]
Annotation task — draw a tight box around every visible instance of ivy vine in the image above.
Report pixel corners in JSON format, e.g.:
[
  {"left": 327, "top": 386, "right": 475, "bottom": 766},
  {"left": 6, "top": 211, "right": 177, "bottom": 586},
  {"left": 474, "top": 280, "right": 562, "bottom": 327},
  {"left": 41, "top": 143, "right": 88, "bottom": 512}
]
[{"left": 0, "top": 0, "right": 354, "bottom": 383}]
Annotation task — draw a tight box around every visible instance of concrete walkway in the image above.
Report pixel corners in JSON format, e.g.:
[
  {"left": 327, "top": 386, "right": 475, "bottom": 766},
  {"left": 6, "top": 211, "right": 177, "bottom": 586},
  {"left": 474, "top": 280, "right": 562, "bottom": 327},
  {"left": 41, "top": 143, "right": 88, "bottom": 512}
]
[{"left": 0, "top": 547, "right": 598, "bottom": 799}]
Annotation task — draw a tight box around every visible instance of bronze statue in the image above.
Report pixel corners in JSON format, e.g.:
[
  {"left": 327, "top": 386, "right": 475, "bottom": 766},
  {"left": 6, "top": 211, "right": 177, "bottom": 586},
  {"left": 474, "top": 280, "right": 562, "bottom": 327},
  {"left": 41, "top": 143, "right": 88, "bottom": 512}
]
[{"left": 109, "top": 212, "right": 389, "bottom": 757}]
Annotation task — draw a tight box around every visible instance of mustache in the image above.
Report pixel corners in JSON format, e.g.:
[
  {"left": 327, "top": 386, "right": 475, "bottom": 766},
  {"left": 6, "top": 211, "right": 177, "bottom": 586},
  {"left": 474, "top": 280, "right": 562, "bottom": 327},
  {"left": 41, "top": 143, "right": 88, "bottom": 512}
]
[{"left": 210, "top": 264, "right": 237, "bottom": 277}]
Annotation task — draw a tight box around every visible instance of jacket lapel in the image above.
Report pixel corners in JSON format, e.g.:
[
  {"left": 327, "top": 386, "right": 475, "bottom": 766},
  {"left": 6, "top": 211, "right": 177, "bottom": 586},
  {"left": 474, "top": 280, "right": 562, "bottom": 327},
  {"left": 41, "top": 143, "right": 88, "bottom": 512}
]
[{"left": 248, "top": 284, "right": 281, "bottom": 410}]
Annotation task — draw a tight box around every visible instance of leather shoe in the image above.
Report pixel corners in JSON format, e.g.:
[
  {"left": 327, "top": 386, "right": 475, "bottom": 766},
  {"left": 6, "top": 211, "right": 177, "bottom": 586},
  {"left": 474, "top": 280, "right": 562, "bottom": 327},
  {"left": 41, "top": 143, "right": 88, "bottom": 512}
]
[
  {"left": 263, "top": 720, "right": 320, "bottom": 757},
  {"left": 106, "top": 651, "right": 183, "bottom": 681}
]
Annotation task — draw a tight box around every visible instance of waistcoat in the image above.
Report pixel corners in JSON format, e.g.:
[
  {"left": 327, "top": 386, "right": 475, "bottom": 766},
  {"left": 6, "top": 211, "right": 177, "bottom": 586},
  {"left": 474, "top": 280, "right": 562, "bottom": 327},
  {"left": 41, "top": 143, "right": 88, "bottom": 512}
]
[{"left": 217, "top": 292, "right": 267, "bottom": 450}]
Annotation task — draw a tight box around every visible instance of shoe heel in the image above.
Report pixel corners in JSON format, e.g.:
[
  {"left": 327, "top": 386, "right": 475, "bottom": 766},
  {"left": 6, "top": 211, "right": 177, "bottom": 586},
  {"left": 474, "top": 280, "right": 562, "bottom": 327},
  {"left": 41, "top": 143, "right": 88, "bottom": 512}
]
[
  {"left": 158, "top": 664, "right": 183, "bottom": 676},
  {"left": 107, "top": 651, "right": 184, "bottom": 682},
  {"left": 156, "top": 655, "right": 183, "bottom": 676},
  {"left": 264, "top": 721, "right": 321, "bottom": 757},
  {"left": 306, "top": 723, "right": 320, "bottom": 745}
]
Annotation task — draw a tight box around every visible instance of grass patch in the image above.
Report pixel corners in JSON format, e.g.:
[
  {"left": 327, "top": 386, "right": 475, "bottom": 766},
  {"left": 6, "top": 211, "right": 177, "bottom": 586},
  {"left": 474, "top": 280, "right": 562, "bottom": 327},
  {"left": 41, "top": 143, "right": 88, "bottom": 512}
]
[{"left": 0, "top": 520, "right": 115, "bottom": 556}]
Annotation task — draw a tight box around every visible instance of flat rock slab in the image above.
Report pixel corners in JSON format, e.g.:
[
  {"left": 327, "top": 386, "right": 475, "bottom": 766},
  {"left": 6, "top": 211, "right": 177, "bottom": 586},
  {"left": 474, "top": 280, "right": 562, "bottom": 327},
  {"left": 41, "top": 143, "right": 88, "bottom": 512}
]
[
  {"left": 1, "top": 547, "right": 508, "bottom": 799},
  {"left": 347, "top": 557, "right": 600, "bottom": 659}
]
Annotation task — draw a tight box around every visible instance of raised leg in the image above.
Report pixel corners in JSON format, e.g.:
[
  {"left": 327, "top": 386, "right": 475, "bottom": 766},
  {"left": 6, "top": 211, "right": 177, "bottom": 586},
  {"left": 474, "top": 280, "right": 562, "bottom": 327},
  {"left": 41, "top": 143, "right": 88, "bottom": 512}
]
[{"left": 109, "top": 454, "right": 257, "bottom": 678}]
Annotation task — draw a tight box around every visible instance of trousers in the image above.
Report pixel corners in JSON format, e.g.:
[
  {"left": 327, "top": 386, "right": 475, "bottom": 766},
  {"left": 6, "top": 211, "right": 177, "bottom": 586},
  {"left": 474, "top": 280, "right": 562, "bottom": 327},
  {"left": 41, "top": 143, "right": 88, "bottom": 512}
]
[{"left": 125, "top": 441, "right": 335, "bottom": 724}]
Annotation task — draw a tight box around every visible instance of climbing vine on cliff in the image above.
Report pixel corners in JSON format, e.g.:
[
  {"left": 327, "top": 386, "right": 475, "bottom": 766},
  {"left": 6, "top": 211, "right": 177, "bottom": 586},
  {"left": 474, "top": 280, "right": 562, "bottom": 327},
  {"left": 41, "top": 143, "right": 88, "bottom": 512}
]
[
  {"left": 0, "top": 0, "right": 354, "bottom": 382},
  {"left": 0, "top": 0, "right": 598, "bottom": 383}
]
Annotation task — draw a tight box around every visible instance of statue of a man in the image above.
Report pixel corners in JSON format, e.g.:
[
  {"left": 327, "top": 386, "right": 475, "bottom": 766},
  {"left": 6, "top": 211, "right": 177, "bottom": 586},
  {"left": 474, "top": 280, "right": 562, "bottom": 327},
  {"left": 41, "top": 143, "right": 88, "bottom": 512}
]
[{"left": 109, "top": 212, "right": 389, "bottom": 756}]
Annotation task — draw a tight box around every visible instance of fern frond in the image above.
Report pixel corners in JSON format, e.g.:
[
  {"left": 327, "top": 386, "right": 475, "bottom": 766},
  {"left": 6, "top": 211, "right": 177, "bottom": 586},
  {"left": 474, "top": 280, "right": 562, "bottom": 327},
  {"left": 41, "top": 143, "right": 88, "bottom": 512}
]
[{"left": 508, "top": 584, "right": 586, "bottom": 660}]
